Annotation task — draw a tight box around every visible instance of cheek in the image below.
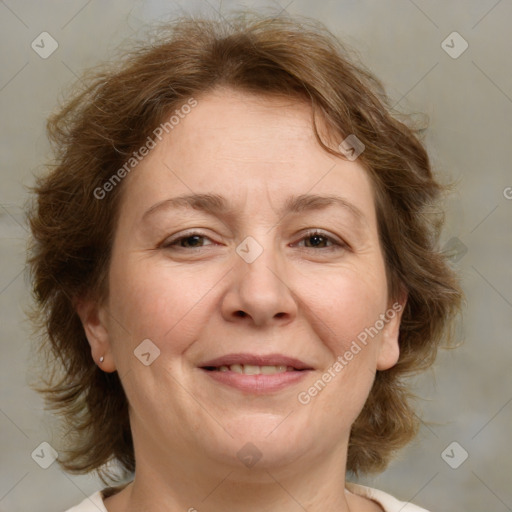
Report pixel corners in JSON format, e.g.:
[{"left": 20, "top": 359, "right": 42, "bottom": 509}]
[
  {"left": 299, "top": 271, "right": 387, "bottom": 419},
  {"left": 300, "top": 262, "right": 388, "bottom": 355},
  {"left": 107, "top": 257, "right": 218, "bottom": 354}
]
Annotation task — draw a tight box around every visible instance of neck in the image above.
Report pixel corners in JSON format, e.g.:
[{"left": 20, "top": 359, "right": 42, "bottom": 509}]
[{"left": 110, "top": 442, "right": 356, "bottom": 512}]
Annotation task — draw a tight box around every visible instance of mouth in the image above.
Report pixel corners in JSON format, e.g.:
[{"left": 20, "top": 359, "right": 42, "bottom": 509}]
[
  {"left": 202, "top": 364, "right": 305, "bottom": 375},
  {"left": 198, "top": 353, "right": 314, "bottom": 393},
  {"left": 199, "top": 353, "right": 313, "bottom": 372}
]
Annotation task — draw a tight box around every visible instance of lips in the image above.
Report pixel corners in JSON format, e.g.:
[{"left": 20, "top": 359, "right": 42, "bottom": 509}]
[
  {"left": 198, "top": 353, "right": 314, "bottom": 393},
  {"left": 199, "top": 353, "right": 313, "bottom": 371},
  {"left": 212, "top": 364, "right": 293, "bottom": 374}
]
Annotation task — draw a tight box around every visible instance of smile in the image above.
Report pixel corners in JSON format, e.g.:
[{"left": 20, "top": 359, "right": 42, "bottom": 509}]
[
  {"left": 204, "top": 364, "right": 300, "bottom": 374},
  {"left": 198, "top": 353, "right": 314, "bottom": 393}
]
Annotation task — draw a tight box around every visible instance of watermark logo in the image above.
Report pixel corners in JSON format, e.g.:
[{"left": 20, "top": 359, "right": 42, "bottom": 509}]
[
  {"left": 338, "top": 134, "right": 365, "bottom": 161},
  {"left": 237, "top": 442, "right": 263, "bottom": 468},
  {"left": 236, "top": 236, "right": 264, "bottom": 264},
  {"left": 31, "top": 441, "right": 58, "bottom": 469},
  {"left": 31, "top": 32, "right": 58, "bottom": 59},
  {"left": 134, "top": 338, "right": 161, "bottom": 366},
  {"left": 442, "top": 236, "right": 468, "bottom": 263},
  {"left": 441, "top": 441, "right": 468, "bottom": 469},
  {"left": 441, "top": 32, "right": 469, "bottom": 59}
]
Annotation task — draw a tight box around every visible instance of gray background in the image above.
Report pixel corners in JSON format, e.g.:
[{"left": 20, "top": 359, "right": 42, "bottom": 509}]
[{"left": 1, "top": 1, "right": 511, "bottom": 511}]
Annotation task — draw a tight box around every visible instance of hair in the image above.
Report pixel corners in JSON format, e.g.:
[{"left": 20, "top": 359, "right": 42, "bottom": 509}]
[{"left": 26, "top": 12, "right": 463, "bottom": 482}]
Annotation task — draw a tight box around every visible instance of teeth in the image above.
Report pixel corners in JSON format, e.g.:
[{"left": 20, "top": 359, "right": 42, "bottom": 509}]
[
  {"left": 217, "top": 364, "right": 293, "bottom": 374},
  {"left": 261, "top": 365, "right": 288, "bottom": 374},
  {"left": 243, "top": 364, "right": 261, "bottom": 375}
]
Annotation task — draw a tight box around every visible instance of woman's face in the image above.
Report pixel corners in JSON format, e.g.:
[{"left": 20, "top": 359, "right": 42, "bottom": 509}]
[{"left": 81, "top": 88, "right": 404, "bottom": 475}]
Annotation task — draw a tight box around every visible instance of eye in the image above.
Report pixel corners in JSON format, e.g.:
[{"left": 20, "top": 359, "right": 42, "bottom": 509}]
[
  {"left": 161, "top": 229, "right": 347, "bottom": 251},
  {"left": 162, "top": 231, "right": 215, "bottom": 249},
  {"left": 293, "top": 230, "right": 347, "bottom": 250}
]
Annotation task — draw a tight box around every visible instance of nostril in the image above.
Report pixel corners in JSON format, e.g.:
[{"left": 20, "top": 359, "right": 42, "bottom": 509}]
[{"left": 236, "top": 311, "right": 247, "bottom": 317}]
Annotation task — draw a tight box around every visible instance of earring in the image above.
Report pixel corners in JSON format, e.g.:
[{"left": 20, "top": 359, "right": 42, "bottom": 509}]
[{"left": 99, "top": 356, "right": 104, "bottom": 364}]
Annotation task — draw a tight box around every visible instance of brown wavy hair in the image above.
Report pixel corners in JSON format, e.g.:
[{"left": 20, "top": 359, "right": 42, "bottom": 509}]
[{"left": 26, "top": 13, "right": 463, "bottom": 482}]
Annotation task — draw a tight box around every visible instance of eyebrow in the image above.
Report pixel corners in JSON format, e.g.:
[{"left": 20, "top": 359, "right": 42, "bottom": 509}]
[{"left": 141, "top": 192, "right": 367, "bottom": 228}]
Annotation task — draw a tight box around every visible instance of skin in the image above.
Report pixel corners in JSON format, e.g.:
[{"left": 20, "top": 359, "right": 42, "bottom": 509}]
[{"left": 77, "top": 87, "right": 407, "bottom": 512}]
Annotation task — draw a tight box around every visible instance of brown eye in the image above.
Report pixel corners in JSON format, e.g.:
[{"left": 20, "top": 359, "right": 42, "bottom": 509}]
[
  {"left": 294, "top": 230, "right": 347, "bottom": 251},
  {"left": 304, "top": 233, "right": 331, "bottom": 248},
  {"left": 163, "top": 232, "right": 214, "bottom": 249},
  {"left": 177, "top": 235, "right": 207, "bottom": 248}
]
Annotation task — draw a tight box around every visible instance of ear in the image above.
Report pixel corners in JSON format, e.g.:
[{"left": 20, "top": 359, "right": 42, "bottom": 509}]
[
  {"left": 74, "top": 296, "right": 117, "bottom": 372},
  {"left": 376, "top": 290, "right": 408, "bottom": 371}
]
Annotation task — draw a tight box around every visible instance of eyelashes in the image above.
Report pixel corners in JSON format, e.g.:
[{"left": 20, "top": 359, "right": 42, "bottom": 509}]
[
  {"left": 163, "top": 232, "right": 213, "bottom": 249},
  {"left": 162, "top": 229, "right": 348, "bottom": 252},
  {"left": 292, "top": 230, "right": 346, "bottom": 250}
]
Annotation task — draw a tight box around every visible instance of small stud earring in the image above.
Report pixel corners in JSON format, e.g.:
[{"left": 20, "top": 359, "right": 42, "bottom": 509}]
[{"left": 99, "top": 356, "right": 104, "bottom": 363}]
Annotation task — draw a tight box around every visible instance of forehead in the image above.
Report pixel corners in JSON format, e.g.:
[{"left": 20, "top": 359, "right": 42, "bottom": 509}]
[{"left": 118, "top": 88, "right": 376, "bottom": 228}]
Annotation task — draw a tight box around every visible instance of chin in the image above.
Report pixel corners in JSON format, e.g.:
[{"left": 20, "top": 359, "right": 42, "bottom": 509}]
[
  {"left": 214, "top": 438, "right": 309, "bottom": 477},
  {"left": 209, "top": 415, "right": 316, "bottom": 469}
]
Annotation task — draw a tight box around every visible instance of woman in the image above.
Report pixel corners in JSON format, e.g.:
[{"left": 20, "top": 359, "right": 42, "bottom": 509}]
[{"left": 27, "top": 13, "right": 462, "bottom": 512}]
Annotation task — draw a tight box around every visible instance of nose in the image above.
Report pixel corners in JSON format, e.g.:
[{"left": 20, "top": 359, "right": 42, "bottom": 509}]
[{"left": 221, "top": 237, "right": 298, "bottom": 327}]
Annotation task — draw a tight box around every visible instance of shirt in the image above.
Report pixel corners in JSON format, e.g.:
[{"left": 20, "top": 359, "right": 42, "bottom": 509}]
[{"left": 63, "top": 483, "right": 429, "bottom": 511}]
